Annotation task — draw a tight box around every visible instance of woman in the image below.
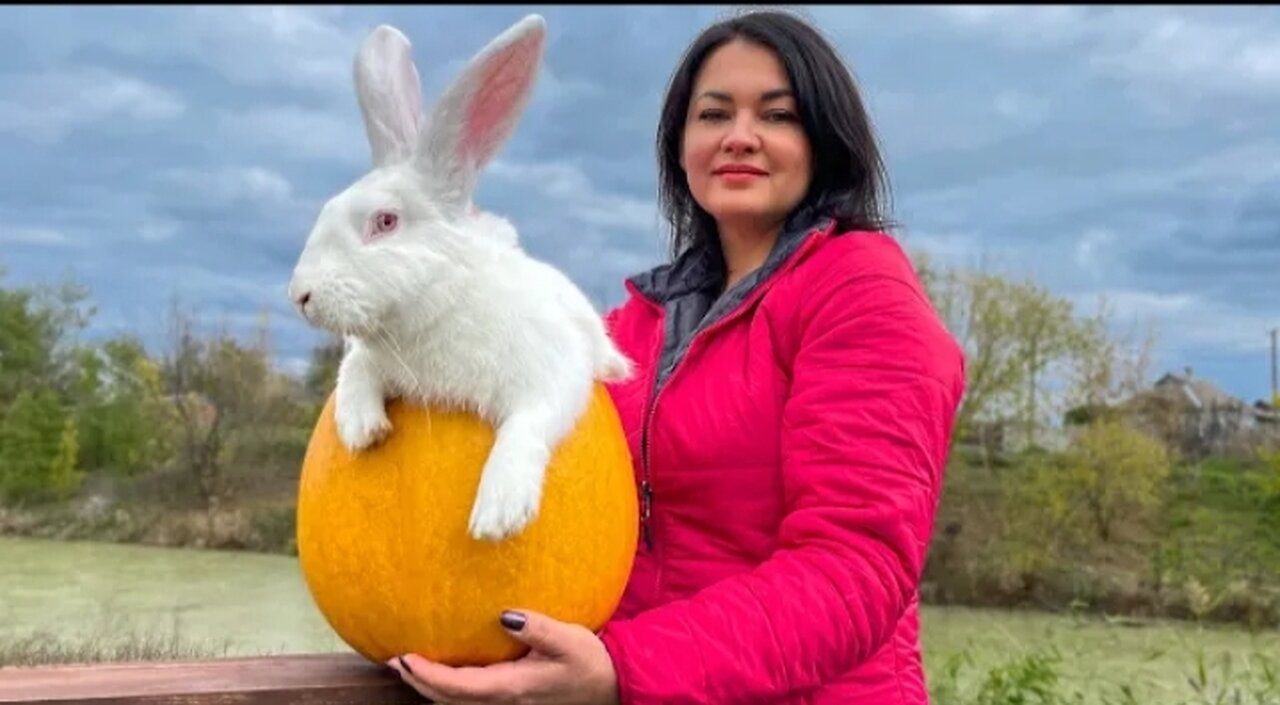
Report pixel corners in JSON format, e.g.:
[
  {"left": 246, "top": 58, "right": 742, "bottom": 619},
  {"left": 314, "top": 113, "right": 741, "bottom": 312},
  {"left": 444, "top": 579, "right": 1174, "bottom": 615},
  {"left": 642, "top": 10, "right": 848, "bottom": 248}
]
[{"left": 389, "top": 9, "right": 965, "bottom": 704}]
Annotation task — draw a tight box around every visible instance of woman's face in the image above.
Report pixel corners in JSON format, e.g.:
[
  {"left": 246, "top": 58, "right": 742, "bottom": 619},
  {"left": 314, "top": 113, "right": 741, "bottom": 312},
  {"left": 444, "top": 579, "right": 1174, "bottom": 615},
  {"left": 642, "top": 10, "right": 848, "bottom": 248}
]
[{"left": 681, "top": 38, "right": 813, "bottom": 235}]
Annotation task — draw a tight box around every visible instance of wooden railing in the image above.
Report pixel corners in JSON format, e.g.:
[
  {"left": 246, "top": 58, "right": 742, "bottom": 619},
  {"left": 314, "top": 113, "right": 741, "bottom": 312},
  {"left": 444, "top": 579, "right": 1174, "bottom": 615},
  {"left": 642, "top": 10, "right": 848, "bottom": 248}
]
[{"left": 0, "top": 653, "right": 426, "bottom": 704}]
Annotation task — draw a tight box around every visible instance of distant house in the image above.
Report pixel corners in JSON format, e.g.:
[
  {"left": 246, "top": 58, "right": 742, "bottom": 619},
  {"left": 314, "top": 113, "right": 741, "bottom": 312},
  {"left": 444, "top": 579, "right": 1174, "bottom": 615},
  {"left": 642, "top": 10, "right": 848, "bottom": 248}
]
[
  {"left": 1254, "top": 399, "right": 1279, "bottom": 428},
  {"left": 1111, "top": 368, "right": 1275, "bottom": 458}
]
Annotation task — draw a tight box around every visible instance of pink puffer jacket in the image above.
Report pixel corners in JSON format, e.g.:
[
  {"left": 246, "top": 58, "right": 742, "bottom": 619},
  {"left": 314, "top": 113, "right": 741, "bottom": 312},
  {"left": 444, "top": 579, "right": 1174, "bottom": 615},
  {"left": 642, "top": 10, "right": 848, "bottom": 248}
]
[{"left": 597, "top": 215, "right": 966, "bottom": 704}]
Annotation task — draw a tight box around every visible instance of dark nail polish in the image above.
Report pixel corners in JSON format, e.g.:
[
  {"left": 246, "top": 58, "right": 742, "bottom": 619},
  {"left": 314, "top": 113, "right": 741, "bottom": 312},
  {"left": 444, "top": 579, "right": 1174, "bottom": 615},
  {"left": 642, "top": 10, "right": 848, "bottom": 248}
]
[
  {"left": 500, "top": 610, "right": 526, "bottom": 631},
  {"left": 398, "top": 655, "right": 415, "bottom": 675}
]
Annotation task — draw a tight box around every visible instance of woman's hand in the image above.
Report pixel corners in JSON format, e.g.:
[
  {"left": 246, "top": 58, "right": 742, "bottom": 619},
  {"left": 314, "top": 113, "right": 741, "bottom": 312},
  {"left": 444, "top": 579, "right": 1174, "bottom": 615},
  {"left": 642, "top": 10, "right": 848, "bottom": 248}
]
[{"left": 387, "top": 609, "right": 620, "bottom": 705}]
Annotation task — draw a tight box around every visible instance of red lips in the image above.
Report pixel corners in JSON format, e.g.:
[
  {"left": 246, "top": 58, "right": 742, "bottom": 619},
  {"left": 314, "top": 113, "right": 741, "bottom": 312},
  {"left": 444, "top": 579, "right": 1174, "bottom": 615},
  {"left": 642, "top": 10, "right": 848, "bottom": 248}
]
[{"left": 713, "top": 163, "right": 767, "bottom": 175}]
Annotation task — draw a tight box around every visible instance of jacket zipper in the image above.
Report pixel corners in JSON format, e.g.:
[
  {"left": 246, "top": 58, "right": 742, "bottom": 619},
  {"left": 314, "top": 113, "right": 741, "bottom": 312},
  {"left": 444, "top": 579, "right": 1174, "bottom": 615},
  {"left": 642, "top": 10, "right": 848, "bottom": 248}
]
[
  {"left": 635, "top": 229, "right": 827, "bottom": 556},
  {"left": 639, "top": 390, "right": 659, "bottom": 551},
  {"left": 637, "top": 308, "right": 742, "bottom": 556},
  {"left": 636, "top": 295, "right": 670, "bottom": 553},
  {"left": 637, "top": 279, "right": 790, "bottom": 548}
]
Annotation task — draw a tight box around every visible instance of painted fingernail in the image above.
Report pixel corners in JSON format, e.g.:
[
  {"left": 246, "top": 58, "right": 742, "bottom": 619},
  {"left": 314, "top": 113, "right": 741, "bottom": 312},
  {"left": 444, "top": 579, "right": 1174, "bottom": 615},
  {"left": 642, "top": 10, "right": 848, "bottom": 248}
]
[
  {"left": 397, "top": 655, "right": 415, "bottom": 675},
  {"left": 500, "top": 610, "right": 526, "bottom": 631}
]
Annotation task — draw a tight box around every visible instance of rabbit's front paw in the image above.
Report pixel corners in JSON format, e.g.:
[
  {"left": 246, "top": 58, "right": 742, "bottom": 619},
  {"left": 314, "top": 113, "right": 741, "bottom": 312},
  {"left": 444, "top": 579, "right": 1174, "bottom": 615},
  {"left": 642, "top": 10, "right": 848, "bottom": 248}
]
[
  {"left": 335, "top": 397, "right": 392, "bottom": 452},
  {"left": 467, "top": 448, "right": 546, "bottom": 542}
]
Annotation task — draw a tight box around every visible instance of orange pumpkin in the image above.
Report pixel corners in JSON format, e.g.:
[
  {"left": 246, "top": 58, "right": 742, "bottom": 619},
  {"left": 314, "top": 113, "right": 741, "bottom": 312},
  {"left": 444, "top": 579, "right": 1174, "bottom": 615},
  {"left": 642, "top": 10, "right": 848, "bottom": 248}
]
[{"left": 295, "top": 383, "right": 638, "bottom": 666}]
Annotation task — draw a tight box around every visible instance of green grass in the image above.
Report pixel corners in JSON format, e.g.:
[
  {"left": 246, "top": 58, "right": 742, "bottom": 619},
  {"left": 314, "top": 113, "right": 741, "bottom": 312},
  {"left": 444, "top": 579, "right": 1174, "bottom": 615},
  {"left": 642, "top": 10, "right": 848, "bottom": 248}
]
[
  {"left": 922, "top": 606, "right": 1280, "bottom": 704},
  {"left": 0, "top": 611, "right": 237, "bottom": 668}
]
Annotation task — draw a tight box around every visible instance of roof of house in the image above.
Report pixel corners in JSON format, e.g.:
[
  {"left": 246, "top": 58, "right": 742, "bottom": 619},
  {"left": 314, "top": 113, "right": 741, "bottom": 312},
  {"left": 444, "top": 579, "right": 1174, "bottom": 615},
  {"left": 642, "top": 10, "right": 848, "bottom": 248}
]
[{"left": 1147, "top": 369, "right": 1246, "bottom": 410}]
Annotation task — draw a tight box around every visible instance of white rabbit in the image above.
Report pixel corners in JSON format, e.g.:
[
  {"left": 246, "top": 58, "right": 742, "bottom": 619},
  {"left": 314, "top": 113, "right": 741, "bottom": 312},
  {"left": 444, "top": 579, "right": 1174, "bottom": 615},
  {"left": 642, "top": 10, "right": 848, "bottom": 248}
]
[{"left": 286, "top": 15, "right": 633, "bottom": 542}]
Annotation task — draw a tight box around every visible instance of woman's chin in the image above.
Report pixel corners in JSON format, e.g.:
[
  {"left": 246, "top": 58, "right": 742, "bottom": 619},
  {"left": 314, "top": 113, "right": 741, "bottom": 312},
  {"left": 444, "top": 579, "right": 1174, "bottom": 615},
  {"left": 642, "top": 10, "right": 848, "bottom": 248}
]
[{"left": 706, "top": 203, "right": 790, "bottom": 231}]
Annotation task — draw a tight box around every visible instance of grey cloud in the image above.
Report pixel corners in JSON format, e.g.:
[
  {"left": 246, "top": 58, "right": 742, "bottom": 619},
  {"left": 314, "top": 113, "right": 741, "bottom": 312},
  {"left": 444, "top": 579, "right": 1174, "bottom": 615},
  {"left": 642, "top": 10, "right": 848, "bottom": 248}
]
[
  {"left": 0, "top": 226, "right": 73, "bottom": 248},
  {"left": 0, "top": 67, "right": 185, "bottom": 144},
  {"left": 1119, "top": 180, "right": 1280, "bottom": 302},
  {"left": 921, "top": 5, "right": 1280, "bottom": 119},
  {"left": 213, "top": 106, "right": 367, "bottom": 167},
  {"left": 1236, "top": 190, "right": 1280, "bottom": 252},
  {"left": 2, "top": 5, "right": 1277, "bottom": 402}
]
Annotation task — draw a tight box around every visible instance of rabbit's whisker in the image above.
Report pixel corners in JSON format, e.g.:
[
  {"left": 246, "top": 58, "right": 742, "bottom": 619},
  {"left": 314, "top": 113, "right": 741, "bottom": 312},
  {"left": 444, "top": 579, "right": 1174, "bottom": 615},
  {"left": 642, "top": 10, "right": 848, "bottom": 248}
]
[
  {"left": 375, "top": 322, "right": 421, "bottom": 391},
  {"left": 373, "top": 322, "right": 432, "bottom": 434}
]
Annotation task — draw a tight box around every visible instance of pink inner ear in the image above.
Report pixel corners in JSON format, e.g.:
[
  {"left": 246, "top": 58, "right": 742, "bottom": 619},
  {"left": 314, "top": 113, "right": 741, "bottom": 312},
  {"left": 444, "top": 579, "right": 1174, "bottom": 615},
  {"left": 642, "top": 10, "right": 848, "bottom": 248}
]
[{"left": 462, "top": 42, "right": 538, "bottom": 161}]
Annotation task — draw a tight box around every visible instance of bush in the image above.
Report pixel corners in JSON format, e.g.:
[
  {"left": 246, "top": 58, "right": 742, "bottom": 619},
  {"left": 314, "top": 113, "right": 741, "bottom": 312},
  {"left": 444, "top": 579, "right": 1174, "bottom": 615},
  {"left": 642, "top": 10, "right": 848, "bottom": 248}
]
[{"left": 0, "top": 389, "right": 84, "bottom": 504}]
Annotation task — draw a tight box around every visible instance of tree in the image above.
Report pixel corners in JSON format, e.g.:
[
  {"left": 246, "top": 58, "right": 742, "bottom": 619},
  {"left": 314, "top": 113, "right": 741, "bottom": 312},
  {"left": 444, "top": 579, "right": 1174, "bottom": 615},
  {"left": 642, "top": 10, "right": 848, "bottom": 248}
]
[
  {"left": 0, "top": 267, "right": 92, "bottom": 504},
  {"left": 1060, "top": 418, "right": 1171, "bottom": 542},
  {"left": 915, "top": 253, "right": 1082, "bottom": 454},
  {"left": 73, "top": 335, "right": 175, "bottom": 477},
  {"left": 1007, "top": 278, "right": 1078, "bottom": 450},
  {"left": 915, "top": 249, "right": 1164, "bottom": 469},
  {"left": 160, "top": 301, "right": 307, "bottom": 509},
  {"left": 0, "top": 283, "right": 58, "bottom": 406},
  {"left": 0, "top": 389, "right": 83, "bottom": 503},
  {"left": 47, "top": 417, "right": 83, "bottom": 501},
  {"left": 1063, "top": 294, "right": 1157, "bottom": 421},
  {"left": 0, "top": 270, "right": 94, "bottom": 403},
  {"left": 991, "top": 415, "right": 1172, "bottom": 595},
  {"left": 915, "top": 254, "right": 1022, "bottom": 452}
]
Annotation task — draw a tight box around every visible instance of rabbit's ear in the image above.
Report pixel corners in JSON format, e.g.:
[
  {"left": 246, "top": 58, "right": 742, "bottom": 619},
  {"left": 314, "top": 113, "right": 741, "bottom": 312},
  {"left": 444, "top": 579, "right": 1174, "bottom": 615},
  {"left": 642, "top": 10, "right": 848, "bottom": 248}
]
[
  {"left": 416, "top": 15, "right": 545, "bottom": 205},
  {"left": 354, "top": 24, "right": 425, "bottom": 168}
]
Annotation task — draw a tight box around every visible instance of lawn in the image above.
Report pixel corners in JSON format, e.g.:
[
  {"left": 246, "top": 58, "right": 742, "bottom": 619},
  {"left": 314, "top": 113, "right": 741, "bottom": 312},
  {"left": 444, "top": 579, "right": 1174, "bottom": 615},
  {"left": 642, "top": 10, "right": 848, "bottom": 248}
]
[{"left": 922, "top": 606, "right": 1280, "bottom": 704}]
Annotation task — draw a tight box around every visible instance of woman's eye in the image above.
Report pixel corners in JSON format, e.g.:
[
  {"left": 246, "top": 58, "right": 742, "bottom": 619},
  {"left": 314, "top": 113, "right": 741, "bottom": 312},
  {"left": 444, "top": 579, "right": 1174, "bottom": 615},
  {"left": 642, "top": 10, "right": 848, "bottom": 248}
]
[{"left": 696, "top": 108, "right": 796, "bottom": 123}]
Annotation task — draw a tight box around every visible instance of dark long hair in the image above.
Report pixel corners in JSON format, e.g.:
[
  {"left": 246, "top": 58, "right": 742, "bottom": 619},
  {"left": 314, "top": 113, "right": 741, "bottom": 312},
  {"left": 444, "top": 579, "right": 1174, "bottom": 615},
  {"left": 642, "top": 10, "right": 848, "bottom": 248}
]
[{"left": 656, "top": 9, "right": 894, "bottom": 259}]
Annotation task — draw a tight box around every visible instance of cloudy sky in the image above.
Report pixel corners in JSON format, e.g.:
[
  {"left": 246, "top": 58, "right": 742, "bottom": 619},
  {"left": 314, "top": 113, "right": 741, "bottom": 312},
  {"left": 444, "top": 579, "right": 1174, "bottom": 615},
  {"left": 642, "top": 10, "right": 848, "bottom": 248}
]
[{"left": 1, "top": 5, "right": 1277, "bottom": 404}]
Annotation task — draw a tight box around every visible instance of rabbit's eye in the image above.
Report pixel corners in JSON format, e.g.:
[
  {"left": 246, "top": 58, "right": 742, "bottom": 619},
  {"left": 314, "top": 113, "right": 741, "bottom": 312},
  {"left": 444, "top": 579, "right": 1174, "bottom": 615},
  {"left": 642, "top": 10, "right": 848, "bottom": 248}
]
[{"left": 363, "top": 210, "right": 400, "bottom": 243}]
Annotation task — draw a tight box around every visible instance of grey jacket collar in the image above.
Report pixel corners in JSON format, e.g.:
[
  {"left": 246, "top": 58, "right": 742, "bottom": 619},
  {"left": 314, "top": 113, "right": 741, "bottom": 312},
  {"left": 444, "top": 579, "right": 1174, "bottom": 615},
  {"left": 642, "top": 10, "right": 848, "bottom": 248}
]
[
  {"left": 626, "top": 210, "right": 837, "bottom": 394},
  {"left": 628, "top": 210, "right": 836, "bottom": 305}
]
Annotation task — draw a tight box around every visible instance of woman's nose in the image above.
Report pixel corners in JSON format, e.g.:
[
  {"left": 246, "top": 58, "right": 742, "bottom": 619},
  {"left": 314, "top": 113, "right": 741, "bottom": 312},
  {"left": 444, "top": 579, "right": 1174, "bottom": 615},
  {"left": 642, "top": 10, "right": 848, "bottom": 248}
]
[{"left": 722, "top": 114, "right": 761, "bottom": 153}]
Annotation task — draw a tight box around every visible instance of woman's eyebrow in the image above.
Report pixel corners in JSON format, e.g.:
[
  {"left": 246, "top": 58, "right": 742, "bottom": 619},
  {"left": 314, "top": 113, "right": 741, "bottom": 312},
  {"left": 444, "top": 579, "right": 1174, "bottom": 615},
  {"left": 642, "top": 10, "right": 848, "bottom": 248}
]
[{"left": 696, "top": 88, "right": 795, "bottom": 102}]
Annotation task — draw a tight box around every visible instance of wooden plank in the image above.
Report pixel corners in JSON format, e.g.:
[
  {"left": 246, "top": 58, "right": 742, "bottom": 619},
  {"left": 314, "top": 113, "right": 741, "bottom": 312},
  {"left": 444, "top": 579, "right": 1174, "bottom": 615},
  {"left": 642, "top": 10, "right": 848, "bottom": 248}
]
[{"left": 0, "top": 653, "right": 427, "bottom": 704}]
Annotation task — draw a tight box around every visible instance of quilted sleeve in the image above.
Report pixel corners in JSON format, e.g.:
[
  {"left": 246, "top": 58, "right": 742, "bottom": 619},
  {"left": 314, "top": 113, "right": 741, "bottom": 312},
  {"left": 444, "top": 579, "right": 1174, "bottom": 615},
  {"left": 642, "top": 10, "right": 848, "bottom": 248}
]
[{"left": 598, "top": 265, "right": 966, "bottom": 705}]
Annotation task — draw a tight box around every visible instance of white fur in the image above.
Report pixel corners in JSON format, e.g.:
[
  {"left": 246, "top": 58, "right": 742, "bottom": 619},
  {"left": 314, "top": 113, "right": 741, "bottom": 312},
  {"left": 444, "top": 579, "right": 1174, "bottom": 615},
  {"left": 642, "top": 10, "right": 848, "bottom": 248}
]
[{"left": 287, "top": 15, "right": 633, "bottom": 542}]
